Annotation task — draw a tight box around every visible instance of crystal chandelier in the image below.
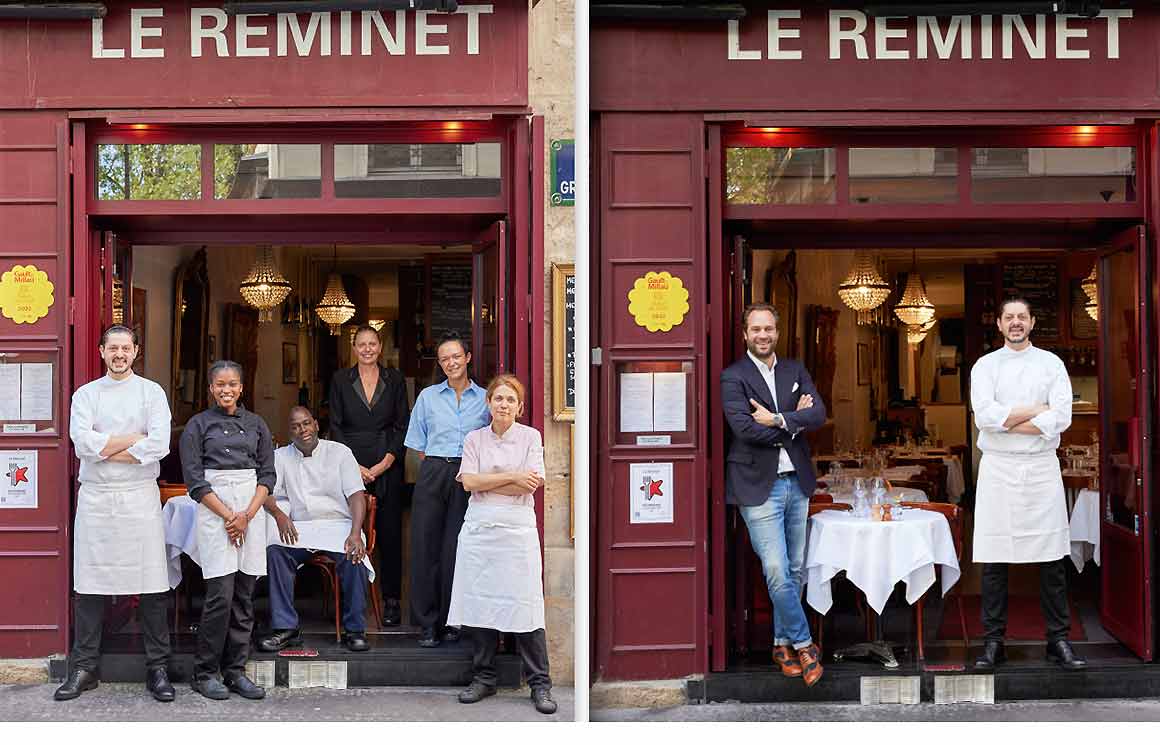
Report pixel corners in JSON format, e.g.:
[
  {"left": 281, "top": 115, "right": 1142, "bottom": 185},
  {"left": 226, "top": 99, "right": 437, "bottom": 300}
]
[
  {"left": 368, "top": 319, "right": 386, "bottom": 332},
  {"left": 838, "top": 252, "right": 891, "bottom": 325},
  {"left": 239, "top": 246, "right": 292, "bottom": 323},
  {"left": 112, "top": 279, "right": 124, "bottom": 325},
  {"left": 1082, "top": 263, "right": 1098, "bottom": 321},
  {"left": 315, "top": 247, "right": 356, "bottom": 336},
  {"left": 893, "top": 250, "right": 936, "bottom": 327},
  {"left": 907, "top": 319, "right": 936, "bottom": 345}
]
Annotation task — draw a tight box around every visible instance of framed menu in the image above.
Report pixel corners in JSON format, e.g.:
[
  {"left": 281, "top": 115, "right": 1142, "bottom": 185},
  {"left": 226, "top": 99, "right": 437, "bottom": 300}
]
[
  {"left": 1002, "top": 262, "right": 1061, "bottom": 340},
  {"left": 0, "top": 349, "right": 59, "bottom": 435},
  {"left": 552, "top": 264, "right": 576, "bottom": 422}
]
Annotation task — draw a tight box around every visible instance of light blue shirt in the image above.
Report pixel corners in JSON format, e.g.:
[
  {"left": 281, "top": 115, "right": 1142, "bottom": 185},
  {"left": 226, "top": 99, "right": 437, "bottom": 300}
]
[{"left": 404, "top": 380, "right": 490, "bottom": 458}]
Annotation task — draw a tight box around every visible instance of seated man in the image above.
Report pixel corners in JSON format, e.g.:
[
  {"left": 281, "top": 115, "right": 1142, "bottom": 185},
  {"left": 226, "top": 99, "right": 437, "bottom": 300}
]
[{"left": 258, "top": 406, "right": 372, "bottom": 653}]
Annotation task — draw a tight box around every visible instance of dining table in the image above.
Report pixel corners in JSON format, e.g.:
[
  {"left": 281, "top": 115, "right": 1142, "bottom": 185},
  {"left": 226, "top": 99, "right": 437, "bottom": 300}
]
[
  {"left": 805, "top": 506, "right": 960, "bottom": 668},
  {"left": 1069, "top": 488, "right": 1100, "bottom": 573}
]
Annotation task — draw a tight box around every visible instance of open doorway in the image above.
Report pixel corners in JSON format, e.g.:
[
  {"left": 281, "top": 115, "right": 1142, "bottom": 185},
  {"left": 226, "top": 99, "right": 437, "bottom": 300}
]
[{"left": 722, "top": 226, "right": 1151, "bottom": 672}]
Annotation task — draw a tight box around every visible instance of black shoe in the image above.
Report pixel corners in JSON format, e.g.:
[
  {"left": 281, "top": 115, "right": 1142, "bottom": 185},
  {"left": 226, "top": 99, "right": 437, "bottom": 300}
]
[
  {"left": 342, "top": 631, "right": 370, "bottom": 652},
  {"left": 531, "top": 687, "right": 558, "bottom": 715},
  {"left": 191, "top": 676, "right": 230, "bottom": 701},
  {"left": 383, "top": 598, "right": 401, "bottom": 627},
  {"left": 225, "top": 673, "right": 266, "bottom": 700},
  {"left": 257, "top": 627, "right": 303, "bottom": 653},
  {"left": 146, "top": 668, "right": 175, "bottom": 702},
  {"left": 54, "top": 669, "right": 98, "bottom": 701},
  {"left": 418, "top": 627, "right": 440, "bottom": 648},
  {"left": 974, "top": 639, "right": 1006, "bottom": 671},
  {"left": 458, "top": 680, "right": 497, "bottom": 704},
  {"left": 442, "top": 626, "right": 461, "bottom": 643},
  {"left": 1046, "top": 639, "right": 1087, "bottom": 671}
]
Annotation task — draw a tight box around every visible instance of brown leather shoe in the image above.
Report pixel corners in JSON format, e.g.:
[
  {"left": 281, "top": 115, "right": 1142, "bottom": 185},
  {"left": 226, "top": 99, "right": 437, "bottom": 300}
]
[
  {"left": 798, "top": 644, "right": 824, "bottom": 687},
  {"left": 772, "top": 646, "right": 803, "bottom": 677}
]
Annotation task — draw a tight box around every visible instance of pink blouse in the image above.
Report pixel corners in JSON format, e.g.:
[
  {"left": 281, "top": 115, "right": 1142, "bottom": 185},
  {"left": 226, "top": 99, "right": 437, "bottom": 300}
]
[{"left": 456, "top": 422, "right": 545, "bottom": 508}]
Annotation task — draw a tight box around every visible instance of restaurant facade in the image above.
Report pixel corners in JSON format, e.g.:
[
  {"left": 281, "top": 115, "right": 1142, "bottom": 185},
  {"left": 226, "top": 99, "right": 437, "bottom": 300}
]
[
  {"left": 591, "top": 1, "right": 1160, "bottom": 687},
  {"left": 0, "top": 0, "right": 577, "bottom": 682}
]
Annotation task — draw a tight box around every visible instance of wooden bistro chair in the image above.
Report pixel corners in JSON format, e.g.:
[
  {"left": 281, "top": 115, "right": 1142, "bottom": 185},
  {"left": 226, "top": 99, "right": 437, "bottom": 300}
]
[
  {"left": 306, "top": 492, "right": 384, "bottom": 642},
  {"left": 806, "top": 501, "right": 853, "bottom": 652},
  {"left": 900, "top": 501, "right": 967, "bottom": 663}
]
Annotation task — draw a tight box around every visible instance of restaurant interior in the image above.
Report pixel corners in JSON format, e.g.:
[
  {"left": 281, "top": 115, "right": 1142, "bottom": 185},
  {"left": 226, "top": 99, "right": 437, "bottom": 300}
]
[
  {"left": 731, "top": 242, "right": 1128, "bottom": 668},
  {"left": 106, "top": 240, "right": 478, "bottom": 644}
]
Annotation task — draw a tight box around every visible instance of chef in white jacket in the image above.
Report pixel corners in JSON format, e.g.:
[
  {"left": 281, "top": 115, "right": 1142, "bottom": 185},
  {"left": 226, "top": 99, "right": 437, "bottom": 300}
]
[
  {"left": 970, "top": 297, "right": 1085, "bottom": 672},
  {"left": 56, "top": 325, "right": 175, "bottom": 702}
]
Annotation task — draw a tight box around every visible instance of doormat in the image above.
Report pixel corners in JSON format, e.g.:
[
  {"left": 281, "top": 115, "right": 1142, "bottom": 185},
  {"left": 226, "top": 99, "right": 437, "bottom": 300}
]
[{"left": 937, "top": 595, "right": 1085, "bottom": 641}]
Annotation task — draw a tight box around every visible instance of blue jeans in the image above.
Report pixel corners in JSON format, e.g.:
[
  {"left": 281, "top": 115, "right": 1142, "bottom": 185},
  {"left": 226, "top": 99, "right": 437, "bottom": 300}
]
[
  {"left": 739, "top": 475, "right": 812, "bottom": 649},
  {"left": 267, "top": 545, "right": 368, "bottom": 632}
]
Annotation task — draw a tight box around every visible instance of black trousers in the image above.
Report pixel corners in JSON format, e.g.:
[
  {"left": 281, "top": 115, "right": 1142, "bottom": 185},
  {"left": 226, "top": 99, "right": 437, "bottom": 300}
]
[
  {"left": 981, "top": 559, "right": 1071, "bottom": 644},
  {"left": 466, "top": 626, "right": 551, "bottom": 690},
  {"left": 409, "top": 457, "right": 469, "bottom": 629},
  {"left": 373, "top": 466, "right": 405, "bottom": 600},
  {"left": 194, "top": 572, "right": 257, "bottom": 681},
  {"left": 70, "top": 593, "right": 171, "bottom": 674}
]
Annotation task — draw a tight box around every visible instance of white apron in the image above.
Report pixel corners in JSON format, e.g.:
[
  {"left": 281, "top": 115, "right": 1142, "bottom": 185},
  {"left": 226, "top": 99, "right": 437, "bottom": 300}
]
[
  {"left": 74, "top": 479, "right": 169, "bottom": 595},
  {"left": 447, "top": 502, "right": 545, "bottom": 633},
  {"left": 973, "top": 451, "right": 1070, "bottom": 563},
  {"left": 196, "top": 469, "right": 268, "bottom": 580}
]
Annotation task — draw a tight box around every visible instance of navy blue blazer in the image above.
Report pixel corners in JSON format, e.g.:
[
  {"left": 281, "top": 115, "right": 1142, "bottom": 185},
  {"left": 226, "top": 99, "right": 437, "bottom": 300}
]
[{"left": 721, "top": 355, "right": 826, "bottom": 506}]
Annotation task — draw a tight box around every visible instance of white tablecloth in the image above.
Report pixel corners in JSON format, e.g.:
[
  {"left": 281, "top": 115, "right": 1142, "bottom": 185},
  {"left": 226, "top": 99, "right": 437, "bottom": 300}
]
[
  {"left": 161, "top": 495, "right": 375, "bottom": 586},
  {"left": 1069, "top": 488, "right": 1101, "bottom": 572},
  {"left": 805, "top": 508, "right": 960, "bottom": 615}
]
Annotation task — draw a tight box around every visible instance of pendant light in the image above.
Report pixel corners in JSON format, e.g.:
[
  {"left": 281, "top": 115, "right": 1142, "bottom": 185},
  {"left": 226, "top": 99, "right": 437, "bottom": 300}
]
[
  {"left": 1081, "top": 263, "right": 1099, "bottom": 321},
  {"left": 314, "top": 245, "right": 356, "bottom": 336},
  {"left": 907, "top": 319, "right": 936, "bottom": 346},
  {"left": 837, "top": 251, "right": 891, "bottom": 325},
  {"left": 239, "top": 245, "right": 292, "bottom": 323},
  {"left": 893, "top": 249, "right": 936, "bottom": 327}
]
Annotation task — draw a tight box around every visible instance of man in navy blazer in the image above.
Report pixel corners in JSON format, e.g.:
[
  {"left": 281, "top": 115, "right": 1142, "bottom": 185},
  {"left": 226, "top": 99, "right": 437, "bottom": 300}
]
[{"left": 721, "top": 303, "right": 827, "bottom": 686}]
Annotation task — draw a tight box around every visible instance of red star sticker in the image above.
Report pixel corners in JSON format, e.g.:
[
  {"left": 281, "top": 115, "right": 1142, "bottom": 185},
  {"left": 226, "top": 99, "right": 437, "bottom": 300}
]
[
  {"left": 640, "top": 479, "right": 664, "bottom": 499},
  {"left": 7, "top": 466, "right": 28, "bottom": 486}
]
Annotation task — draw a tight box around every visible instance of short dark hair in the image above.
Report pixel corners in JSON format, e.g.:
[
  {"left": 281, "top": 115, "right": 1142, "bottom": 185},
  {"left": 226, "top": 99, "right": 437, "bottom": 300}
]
[
  {"left": 288, "top": 405, "right": 314, "bottom": 421},
  {"left": 100, "top": 324, "right": 138, "bottom": 347},
  {"left": 1000, "top": 296, "right": 1034, "bottom": 317},
  {"left": 742, "top": 303, "right": 780, "bottom": 328},
  {"left": 435, "top": 332, "right": 468, "bottom": 357},
  {"left": 208, "top": 359, "right": 244, "bottom": 381}
]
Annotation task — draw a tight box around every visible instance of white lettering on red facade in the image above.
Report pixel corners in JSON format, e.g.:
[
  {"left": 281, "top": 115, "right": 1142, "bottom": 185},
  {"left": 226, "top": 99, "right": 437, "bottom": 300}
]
[
  {"left": 93, "top": 4, "right": 494, "bottom": 59},
  {"left": 723, "top": 8, "right": 1134, "bottom": 62}
]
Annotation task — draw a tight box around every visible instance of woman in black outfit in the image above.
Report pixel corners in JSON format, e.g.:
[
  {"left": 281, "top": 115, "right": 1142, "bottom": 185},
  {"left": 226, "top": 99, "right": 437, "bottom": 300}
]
[{"left": 328, "top": 325, "right": 409, "bottom": 625}]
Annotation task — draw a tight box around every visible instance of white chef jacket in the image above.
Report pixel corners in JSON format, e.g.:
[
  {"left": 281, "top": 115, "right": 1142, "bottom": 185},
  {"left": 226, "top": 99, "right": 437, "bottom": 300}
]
[
  {"left": 747, "top": 350, "right": 796, "bottom": 474},
  {"left": 970, "top": 343, "right": 1072, "bottom": 563},
  {"left": 273, "top": 439, "right": 365, "bottom": 522},
  {"left": 70, "top": 373, "right": 171, "bottom": 483}
]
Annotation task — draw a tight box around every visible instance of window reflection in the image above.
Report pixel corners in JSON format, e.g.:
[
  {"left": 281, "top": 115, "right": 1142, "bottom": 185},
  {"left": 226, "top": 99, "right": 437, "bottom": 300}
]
[
  {"left": 971, "top": 147, "right": 1136, "bottom": 203},
  {"left": 849, "top": 147, "right": 958, "bottom": 204},
  {"left": 97, "top": 144, "right": 201, "bottom": 200},
  {"left": 725, "top": 147, "right": 836, "bottom": 205},
  {"left": 335, "top": 143, "right": 502, "bottom": 198},
  {"left": 214, "top": 144, "right": 321, "bottom": 199}
]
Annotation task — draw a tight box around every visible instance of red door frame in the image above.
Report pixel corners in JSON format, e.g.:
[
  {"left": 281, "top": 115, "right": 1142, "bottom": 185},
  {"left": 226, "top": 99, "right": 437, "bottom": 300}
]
[
  {"left": 706, "top": 121, "right": 1157, "bottom": 671},
  {"left": 68, "top": 113, "right": 548, "bottom": 635}
]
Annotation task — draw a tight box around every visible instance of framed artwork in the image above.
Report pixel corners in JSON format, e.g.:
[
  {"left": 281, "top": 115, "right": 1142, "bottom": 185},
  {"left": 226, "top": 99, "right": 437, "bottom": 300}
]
[
  {"left": 282, "top": 342, "right": 298, "bottom": 385},
  {"left": 857, "top": 342, "right": 871, "bottom": 386}
]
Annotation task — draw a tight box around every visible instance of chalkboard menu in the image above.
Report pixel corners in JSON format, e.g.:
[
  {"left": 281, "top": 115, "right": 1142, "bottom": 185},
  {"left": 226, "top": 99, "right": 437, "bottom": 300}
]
[
  {"left": 564, "top": 273, "right": 576, "bottom": 409},
  {"left": 427, "top": 262, "right": 472, "bottom": 345},
  {"left": 1002, "top": 262, "right": 1060, "bottom": 340}
]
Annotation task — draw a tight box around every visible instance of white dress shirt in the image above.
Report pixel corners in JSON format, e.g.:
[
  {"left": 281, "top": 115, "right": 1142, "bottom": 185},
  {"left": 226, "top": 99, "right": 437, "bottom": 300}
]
[
  {"left": 747, "top": 350, "right": 796, "bottom": 474},
  {"left": 970, "top": 343, "right": 1073, "bottom": 455},
  {"left": 70, "top": 373, "right": 171, "bottom": 485},
  {"left": 273, "top": 439, "right": 366, "bottom": 522}
]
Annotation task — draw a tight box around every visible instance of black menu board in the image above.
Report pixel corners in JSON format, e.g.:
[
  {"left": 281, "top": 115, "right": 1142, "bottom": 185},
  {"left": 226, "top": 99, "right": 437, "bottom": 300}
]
[
  {"left": 427, "top": 262, "right": 472, "bottom": 345},
  {"left": 1002, "top": 262, "right": 1060, "bottom": 340},
  {"left": 564, "top": 273, "right": 576, "bottom": 409}
]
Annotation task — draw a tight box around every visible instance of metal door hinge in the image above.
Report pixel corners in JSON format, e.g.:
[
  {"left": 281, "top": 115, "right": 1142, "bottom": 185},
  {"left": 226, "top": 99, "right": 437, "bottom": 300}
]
[
  {"left": 591, "top": 347, "right": 603, "bottom": 366},
  {"left": 67, "top": 297, "right": 76, "bottom": 326}
]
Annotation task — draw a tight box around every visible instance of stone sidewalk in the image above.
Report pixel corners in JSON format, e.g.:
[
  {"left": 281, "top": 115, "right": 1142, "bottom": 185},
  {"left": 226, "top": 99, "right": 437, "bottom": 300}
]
[{"left": 0, "top": 683, "right": 574, "bottom": 722}]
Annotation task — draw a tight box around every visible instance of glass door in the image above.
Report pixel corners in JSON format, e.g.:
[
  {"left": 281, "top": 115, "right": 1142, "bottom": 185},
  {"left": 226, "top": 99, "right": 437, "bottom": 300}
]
[{"left": 472, "top": 220, "right": 507, "bottom": 384}]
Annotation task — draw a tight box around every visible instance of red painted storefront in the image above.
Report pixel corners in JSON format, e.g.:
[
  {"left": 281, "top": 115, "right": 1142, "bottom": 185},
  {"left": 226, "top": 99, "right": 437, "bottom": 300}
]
[
  {"left": 592, "top": 3, "right": 1160, "bottom": 680},
  {"left": 0, "top": 0, "right": 545, "bottom": 660}
]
